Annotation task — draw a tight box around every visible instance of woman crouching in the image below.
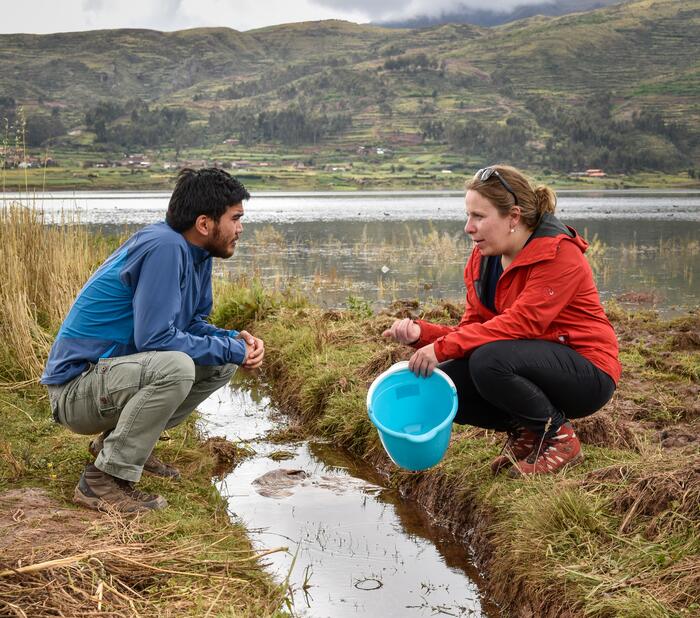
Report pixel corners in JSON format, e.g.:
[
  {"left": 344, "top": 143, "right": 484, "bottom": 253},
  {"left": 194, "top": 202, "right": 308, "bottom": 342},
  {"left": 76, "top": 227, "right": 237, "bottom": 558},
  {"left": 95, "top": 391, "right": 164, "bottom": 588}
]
[{"left": 383, "top": 165, "right": 620, "bottom": 476}]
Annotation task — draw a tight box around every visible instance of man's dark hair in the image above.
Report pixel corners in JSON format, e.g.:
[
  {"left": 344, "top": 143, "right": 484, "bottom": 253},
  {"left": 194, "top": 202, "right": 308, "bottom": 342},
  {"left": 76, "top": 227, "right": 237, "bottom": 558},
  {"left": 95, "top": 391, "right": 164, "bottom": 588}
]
[{"left": 166, "top": 167, "right": 250, "bottom": 232}]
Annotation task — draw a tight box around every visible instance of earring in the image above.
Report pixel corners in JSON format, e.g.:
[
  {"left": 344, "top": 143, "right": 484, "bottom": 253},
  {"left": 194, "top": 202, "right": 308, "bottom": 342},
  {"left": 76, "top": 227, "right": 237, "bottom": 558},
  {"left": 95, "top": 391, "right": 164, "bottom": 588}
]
[{"left": 510, "top": 228, "right": 515, "bottom": 233}]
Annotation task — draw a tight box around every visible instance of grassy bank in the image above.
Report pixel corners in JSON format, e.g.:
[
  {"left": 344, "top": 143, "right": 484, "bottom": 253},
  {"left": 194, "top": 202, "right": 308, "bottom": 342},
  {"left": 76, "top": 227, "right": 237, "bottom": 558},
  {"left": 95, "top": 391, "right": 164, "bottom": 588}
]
[
  {"left": 0, "top": 205, "right": 286, "bottom": 616},
  {"left": 2, "top": 163, "right": 699, "bottom": 193},
  {"left": 211, "top": 289, "right": 700, "bottom": 617}
]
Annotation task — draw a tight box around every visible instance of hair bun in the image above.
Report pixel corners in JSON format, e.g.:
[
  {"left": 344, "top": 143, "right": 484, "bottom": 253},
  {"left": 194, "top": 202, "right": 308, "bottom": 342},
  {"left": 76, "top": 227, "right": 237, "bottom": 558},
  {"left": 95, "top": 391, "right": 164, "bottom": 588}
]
[{"left": 534, "top": 185, "right": 557, "bottom": 215}]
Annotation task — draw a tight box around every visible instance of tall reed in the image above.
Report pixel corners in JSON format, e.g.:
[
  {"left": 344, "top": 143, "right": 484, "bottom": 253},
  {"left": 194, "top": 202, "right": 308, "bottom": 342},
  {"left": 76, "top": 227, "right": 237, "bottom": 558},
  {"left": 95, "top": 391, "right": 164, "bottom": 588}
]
[{"left": 0, "top": 203, "right": 107, "bottom": 388}]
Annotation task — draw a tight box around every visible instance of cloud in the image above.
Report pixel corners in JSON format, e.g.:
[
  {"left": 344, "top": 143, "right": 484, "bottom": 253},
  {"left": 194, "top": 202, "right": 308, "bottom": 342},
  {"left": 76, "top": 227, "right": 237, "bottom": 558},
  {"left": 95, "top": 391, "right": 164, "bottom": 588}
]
[
  {"left": 0, "top": 0, "right": 556, "bottom": 34},
  {"left": 311, "top": 0, "right": 542, "bottom": 20},
  {"left": 0, "top": 0, "right": 364, "bottom": 33}
]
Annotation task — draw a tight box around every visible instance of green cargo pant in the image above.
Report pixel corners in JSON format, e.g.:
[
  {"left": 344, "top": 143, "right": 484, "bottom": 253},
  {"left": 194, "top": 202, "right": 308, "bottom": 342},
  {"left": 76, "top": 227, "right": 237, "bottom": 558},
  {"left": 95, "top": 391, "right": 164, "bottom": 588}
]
[{"left": 47, "top": 351, "right": 236, "bottom": 482}]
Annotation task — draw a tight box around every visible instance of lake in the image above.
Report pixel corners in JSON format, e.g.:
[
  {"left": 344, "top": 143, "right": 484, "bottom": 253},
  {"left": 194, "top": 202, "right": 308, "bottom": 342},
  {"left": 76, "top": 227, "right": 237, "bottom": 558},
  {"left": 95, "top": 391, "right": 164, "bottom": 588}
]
[{"left": 12, "top": 189, "right": 700, "bottom": 314}]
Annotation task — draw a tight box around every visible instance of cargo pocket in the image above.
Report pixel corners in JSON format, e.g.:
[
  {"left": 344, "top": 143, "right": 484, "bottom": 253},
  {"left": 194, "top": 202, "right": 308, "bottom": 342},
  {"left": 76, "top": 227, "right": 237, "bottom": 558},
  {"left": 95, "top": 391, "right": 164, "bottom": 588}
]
[
  {"left": 96, "top": 359, "right": 118, "bottom": 416},
  {"left": 96, "top": 357, "right": 143, "bottom": 417}
]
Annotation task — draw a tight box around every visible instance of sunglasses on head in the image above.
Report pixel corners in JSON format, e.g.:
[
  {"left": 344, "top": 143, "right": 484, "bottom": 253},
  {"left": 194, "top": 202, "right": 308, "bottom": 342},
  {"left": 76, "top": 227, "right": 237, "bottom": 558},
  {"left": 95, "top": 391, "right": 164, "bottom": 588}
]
[{"left": 476, "top": 167, "right": 518, "bottom": 205}]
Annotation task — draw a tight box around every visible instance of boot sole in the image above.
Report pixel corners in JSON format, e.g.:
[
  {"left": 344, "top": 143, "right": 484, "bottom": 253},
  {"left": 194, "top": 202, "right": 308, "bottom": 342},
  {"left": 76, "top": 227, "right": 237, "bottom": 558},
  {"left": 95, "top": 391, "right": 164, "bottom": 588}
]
[
  {"left": 73, "top": 486, "right": 147, "bottom": 513},
  {"left": 144, "top": 467, "right": 181, "bottom": 481},
  {"left": 74, "top": 486, "right": 167, "bottom": 512}
]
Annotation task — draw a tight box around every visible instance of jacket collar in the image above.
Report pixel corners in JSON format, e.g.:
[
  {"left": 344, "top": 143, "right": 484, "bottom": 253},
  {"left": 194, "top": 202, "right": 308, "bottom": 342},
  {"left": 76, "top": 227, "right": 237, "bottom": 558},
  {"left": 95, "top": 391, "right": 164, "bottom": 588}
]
[
  {"left": 508, "top": 213, "right": 584, "bottom": 269},
  {"left": 475, "top": 213, "right": 586, "bottom": 284},
  {"left": 186, "top": 239, "right": 211, "bottom": 265}
]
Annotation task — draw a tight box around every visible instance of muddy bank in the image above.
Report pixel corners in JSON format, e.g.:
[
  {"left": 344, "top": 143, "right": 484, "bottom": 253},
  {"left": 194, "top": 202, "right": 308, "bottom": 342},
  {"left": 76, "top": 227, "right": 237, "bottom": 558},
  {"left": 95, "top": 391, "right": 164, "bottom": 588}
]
[{"left": 215, "top": 296, "right": 699, "bottom": 617}]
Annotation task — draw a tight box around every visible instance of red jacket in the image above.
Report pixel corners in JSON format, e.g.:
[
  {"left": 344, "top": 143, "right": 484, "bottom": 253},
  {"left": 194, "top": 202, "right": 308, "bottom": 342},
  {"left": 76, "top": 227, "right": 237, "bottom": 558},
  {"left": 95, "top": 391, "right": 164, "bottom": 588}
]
[{"left": 415, "top": 214, "right": 621, "bottom": 384}]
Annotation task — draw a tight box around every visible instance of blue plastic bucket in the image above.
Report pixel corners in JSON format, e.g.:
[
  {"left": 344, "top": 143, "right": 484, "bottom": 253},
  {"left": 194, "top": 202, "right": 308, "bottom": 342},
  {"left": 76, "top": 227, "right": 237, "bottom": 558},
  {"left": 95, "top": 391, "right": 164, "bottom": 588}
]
[{"left": 367, "top": 361, "right": 458, "bottom": 471}]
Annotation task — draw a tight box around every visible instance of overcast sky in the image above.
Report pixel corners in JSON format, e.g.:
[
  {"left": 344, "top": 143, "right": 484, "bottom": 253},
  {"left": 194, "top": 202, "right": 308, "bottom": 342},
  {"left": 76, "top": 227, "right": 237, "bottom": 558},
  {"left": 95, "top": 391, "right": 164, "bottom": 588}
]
[{"left": 1, "top": 0, "right": 544, "bottom": 34}]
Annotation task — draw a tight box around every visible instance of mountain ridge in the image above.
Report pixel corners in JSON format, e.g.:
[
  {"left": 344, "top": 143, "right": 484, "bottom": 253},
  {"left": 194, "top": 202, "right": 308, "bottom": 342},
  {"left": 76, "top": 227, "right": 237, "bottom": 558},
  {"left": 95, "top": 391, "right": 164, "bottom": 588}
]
[{"left": 0, "top": 0, "right": 697, "bottom": 174}]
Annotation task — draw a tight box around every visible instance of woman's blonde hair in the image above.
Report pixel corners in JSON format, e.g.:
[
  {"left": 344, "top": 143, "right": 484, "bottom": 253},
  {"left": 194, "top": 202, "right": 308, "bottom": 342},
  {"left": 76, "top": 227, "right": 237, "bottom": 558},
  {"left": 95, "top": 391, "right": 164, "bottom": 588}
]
[{"left": 465, "top": 164, "right": 556, "bottom": 230}]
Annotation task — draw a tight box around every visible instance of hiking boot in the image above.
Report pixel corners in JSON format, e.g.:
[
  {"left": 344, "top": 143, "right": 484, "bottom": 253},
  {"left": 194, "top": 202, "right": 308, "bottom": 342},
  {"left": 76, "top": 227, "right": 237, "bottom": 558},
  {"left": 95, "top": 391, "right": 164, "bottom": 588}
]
[
  {"left": 89, "top": 432, "right": 181, "bottom": 481},
  {"left": 508, "top": 422, "right": 584, "bottom": 477},
  {"left": 490, "top": 427, "right": 539, "bottom": 475},
  {"left": 73, "top": 464, "right": 168, "bottom": 513}
]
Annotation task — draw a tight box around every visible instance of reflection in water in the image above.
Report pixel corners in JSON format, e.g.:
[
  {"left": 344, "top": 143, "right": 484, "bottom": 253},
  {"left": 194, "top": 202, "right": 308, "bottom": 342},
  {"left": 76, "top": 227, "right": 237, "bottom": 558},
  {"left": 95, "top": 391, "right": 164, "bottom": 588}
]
[
  {"left": 219, "top": 218, "right": 699, "bottom": 314},
  {"left": 197, "top": 380, "right": 499, "bottom": 618}
]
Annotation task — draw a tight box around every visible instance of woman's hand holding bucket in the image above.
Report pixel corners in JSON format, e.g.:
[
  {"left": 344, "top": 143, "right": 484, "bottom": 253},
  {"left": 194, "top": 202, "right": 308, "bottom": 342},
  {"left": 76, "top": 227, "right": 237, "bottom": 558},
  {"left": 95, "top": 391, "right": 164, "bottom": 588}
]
[{"left": 408, "top": 344, "right": 438, "bottom": 377}]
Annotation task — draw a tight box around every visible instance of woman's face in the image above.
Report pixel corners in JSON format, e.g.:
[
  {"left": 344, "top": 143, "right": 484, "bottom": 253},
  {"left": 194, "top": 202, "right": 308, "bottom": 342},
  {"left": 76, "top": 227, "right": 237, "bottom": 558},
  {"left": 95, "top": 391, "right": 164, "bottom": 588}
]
[{"left": 464, "top": 189, "right": 514, "bottom": 256}]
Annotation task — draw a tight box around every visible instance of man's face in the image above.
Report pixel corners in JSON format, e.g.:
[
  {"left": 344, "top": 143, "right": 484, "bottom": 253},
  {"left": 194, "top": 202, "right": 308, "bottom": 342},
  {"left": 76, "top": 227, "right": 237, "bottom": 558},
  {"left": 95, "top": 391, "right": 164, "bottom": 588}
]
[{"left": 206, "top": 203, "right": 244, "bottom": 259}]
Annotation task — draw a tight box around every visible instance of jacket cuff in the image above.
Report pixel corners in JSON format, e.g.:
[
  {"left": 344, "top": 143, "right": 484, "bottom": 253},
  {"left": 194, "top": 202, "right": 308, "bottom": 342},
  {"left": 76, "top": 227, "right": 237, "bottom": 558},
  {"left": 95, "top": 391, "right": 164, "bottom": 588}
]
[
  {"left": 413, "top": 320, "right": 449, "bottom": 348},
  {"left": 230, "top": 337, "right": 247, "bottom": 365},
  {"left": 433, "top": 338, "right": 449, "bottom": 362}
]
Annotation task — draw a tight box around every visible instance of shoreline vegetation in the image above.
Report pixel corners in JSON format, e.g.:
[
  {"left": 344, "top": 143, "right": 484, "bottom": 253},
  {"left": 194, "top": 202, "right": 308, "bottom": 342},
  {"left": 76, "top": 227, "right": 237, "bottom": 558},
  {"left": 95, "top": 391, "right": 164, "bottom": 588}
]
[
  {"left": 1, "top": 165, "right": 700, "bottom": 193},
  {"left": 2, "top": 203, "right": 699, "bottom": 616}
]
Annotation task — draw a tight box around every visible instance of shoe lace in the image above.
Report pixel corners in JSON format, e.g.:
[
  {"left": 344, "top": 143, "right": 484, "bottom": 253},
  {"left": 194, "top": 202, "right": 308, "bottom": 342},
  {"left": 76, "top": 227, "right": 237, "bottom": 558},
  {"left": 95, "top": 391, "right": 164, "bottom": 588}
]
[
  {"left": 116, "top": 478, "right": 154, "bottom": 501},
  {"left": 498, "top": 428, "right": 523, "bottom": 456},
  {"left": 526, "top": 436, "right": 554, "bottom": 464}
]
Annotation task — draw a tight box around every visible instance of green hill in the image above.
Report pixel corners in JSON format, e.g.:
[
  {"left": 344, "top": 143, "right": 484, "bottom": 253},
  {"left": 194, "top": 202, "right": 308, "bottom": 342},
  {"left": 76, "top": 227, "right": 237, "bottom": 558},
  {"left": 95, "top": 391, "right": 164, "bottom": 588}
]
[{"left": 0, "top": 0, "right": 697, "bottom": 178}]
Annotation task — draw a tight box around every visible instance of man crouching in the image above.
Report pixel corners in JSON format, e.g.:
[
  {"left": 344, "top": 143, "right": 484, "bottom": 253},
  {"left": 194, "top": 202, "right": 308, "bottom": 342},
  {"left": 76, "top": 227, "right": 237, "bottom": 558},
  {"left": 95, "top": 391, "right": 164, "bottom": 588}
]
[{"left": 41, "top": 168, "right": 264, "bottom": 512}]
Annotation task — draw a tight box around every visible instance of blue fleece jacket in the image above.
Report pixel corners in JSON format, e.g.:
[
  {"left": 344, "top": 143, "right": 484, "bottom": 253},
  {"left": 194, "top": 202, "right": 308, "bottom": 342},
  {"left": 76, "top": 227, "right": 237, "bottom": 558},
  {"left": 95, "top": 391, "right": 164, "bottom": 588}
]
[{"left": 41, "top": 222, "right": 246, "bottom": 385}]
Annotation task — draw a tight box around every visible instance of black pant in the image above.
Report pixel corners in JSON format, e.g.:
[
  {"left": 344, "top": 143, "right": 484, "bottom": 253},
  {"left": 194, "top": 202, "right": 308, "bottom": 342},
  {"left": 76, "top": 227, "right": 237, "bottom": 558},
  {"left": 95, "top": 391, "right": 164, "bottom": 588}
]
[{"left": 438, "top": 340, "right": 615, "bottom": 436}]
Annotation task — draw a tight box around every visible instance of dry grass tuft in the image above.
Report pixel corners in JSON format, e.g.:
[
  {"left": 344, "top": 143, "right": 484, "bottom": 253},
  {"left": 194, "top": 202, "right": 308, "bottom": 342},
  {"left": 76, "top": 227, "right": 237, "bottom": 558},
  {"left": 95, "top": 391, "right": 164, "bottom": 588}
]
[
  {"left": 0, "top": 488, "right": 284, "bottom": 617},
  {"left": 610, "top": 458, "right": 700, "bottom": 538},
  {"left": 202, "top": 435, "right": 241, "bottom": 478},
  {"left": 0, "top": 204, "right": 110, "bottom": 389}
]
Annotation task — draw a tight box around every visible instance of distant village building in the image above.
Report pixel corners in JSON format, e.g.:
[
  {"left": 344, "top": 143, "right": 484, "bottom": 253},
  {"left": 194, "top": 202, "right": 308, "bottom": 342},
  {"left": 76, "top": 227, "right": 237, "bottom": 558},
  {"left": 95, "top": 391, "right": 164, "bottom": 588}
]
[
  {"left": 325, "top": 163, "right": 352, "bottom": 172},
  {"left": 182, "top": 159, "right": 209, "bottom": 169},
  {"left": 569, "top": 168, "right": 608, "bottom": 178},
  {"left": 14, "top": 155, "right": 58, "bottom": 169},
  {"left": 120, "top": 154, "right": 151, "bottom": 168}
]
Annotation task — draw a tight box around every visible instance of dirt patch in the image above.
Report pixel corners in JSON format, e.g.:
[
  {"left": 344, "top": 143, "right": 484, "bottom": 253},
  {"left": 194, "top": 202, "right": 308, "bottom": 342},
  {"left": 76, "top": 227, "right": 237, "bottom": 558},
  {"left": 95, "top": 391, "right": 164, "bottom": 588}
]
[
  {"left": 573, "top": 412, "right": 642, "bottom": 450},
  {"left": 0, "top": 488, "right": 103, "bottom": 556},
  {"left": 202, "top": 435, "right": 240, "bottom": 478},
  {"left": 0, "top": 487, "right": 268, "bottom": 616}
]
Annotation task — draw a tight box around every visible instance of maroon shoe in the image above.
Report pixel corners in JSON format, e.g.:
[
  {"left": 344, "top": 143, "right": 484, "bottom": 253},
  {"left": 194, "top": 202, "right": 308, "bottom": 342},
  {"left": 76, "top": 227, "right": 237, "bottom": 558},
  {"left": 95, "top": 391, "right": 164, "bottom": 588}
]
[
  {"left": 509, "top": 422, "right": 584, "bottom": 477},
  {"left": 490, "top": 428, "right": 539, "bottom": 475}
]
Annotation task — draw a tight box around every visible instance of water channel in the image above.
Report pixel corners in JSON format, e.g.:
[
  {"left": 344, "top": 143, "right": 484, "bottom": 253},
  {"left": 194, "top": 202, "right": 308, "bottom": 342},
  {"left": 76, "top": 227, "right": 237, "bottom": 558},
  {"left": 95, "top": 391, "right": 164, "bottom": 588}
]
[
  {"left": 198, "top": 376, "right": 499, "bottom": 617},
  {"left": 14, "top": 189, "right": 700, "bottom": 614}
]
